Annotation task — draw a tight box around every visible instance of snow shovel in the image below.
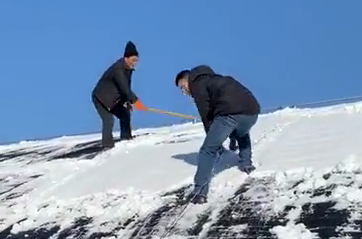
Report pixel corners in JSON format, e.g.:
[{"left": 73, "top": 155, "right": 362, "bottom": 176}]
[{"left": 147, "top": 107, "right": 199, "bottom": 120}]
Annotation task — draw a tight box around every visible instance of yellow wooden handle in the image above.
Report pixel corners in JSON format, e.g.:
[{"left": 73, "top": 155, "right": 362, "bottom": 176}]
[{"left": 147, "top": 107, "right": 199, "bottom": 120}]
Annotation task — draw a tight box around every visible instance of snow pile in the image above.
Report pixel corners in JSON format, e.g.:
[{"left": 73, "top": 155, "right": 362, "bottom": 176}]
[
  {"left": 271, "top": 223, "right": 318, "bottom": 239},
  {"left": 265, "top": 156, "right": 362, "bottom": 237},
  {"left": 271, "top": 156, "right": 362, "bottom": 215},
  {"left": 1, "top": 101, "right": 362, "bottom": 238},
  {"left": 9, "top": 189, "right": 164, "bottom": 236}
]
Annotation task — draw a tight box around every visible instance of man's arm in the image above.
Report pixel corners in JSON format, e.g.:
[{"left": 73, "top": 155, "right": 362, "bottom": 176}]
[
  {"left": 113, "top": 70, "right": 138, "bottom": 104},
  {"left": 192, "top": 83, "right": 212, "bottom": 133}
]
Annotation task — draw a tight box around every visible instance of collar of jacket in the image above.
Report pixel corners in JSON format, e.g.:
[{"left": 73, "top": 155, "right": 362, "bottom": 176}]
[
  {"left": 188, "top": 65, "right": 215, "bottom": 82},
  {"left": 188, "top": 65, "right": 216, "bottom": 98}
]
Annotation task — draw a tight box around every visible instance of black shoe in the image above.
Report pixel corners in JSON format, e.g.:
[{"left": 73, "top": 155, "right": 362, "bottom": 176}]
[
  {"left": 186, "top": 193, "right": 208, "bottom": 204},
  {"left": 239, "top": 165, "right": 256, "bottom": 175},
  {"left": 101, "top": 145, "right": 114, "bottom": 151},
  {"left": 120, "top": 135, "right": 135, "bottom": 141},
  {"left": 229, "top": 139, "right": 238, "bottom": 151}
]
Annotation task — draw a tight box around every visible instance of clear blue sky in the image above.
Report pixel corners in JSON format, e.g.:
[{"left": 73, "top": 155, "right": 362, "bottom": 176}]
[{"left": 0, "top": 1, "right": 361, "bottom": 144}]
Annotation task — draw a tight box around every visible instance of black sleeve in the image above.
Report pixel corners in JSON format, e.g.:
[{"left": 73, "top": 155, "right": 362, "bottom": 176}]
[
  {"left": 193, "top": 83, "right": 212, "bottom": 133},
  {"left": 113, "top": 70, "right": 138, "bottom": 103}
]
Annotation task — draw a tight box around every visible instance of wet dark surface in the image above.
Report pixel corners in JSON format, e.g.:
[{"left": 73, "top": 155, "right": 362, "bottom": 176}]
[
  {"left": 0, "top": 147, "right": 56, "bottom": 163},
  {"left": 0, "top": 133, "right": 152, "bottom": 162},
  {"left": 205, "top": 177, "right": 289, "bottom": 239},
  {"left": 50, "top": 140, "right": 112, "bottom": 160},
  {"left": 2, "top": 175, "right": 361, "bottom": 239},
  {"left": 0, "top": 174, "right": 42, "bottom": 202}
]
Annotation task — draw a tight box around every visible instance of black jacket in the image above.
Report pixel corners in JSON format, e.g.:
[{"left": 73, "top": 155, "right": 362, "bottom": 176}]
[
  {"left": 189, "top": 65, "right": 260, "bottom": 132},
  {"left": 92, "top": 58, "right": 138, "bottom": 110}
]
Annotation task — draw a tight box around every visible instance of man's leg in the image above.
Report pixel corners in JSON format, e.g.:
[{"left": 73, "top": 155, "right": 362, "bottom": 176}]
[
  {"left": 233, "top": 115, "right": 258, "bottom": 170},
  {"left": 92, "top": 95, "right": 115, "bottom": 148},
  {"left": 120, "top": 108, "right": 132, "bottom": 139},
  {"left": 228, "top": 130, "right": 238, "bottom": 151},
  {"left": 237, "top": 133, "right": 252, "bottom": 165},
  {"left": 193, "top": 115, "right": 238, "bottom": 198},
  {"left": 111, "top": 103, "right": 132, "bottom": 140}
]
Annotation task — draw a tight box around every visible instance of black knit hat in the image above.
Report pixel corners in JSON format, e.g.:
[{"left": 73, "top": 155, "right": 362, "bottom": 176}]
[{"left": 124, "top": 41, "right": 139, "bottom": 58}]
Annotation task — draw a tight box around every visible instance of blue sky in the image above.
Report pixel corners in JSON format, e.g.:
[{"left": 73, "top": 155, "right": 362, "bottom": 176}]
[{"left": 0, "top": 1, "right": 361, "bottom": 144}]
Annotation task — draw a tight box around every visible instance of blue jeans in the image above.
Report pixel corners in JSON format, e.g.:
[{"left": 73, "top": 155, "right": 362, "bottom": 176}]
[{"left": 193, "top": 114, "right": 258, "bottom": 196}]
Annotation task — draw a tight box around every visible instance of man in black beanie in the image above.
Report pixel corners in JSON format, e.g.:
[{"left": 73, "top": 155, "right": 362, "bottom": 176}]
[{"left": 92, "top": 41, "right": 148, "bottom": 149}]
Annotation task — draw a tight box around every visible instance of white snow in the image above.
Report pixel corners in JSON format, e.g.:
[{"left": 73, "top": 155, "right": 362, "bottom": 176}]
[
  {"left": 1, "top": 101, "right": 362, "bottom": 238},
  {"left": 271, "top": 223, "right": 318, "bottom": 239}
]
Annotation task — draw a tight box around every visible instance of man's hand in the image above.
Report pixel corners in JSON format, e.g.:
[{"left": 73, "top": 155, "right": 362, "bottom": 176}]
[
  {"left": 133, "top": 100, "right": 148, "bottom": 111},
  {"left": 123, "top": 102, "right": 133, "bottom": 111}
]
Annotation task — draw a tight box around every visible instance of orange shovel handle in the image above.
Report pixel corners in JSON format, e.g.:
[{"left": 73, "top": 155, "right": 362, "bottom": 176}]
[{"left": 147, "top": 107, "right": 199, "bottom": 120}]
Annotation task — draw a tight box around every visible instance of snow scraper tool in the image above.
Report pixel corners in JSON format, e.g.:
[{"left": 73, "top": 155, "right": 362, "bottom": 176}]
[{"left": 147, "top": 107, "right": 199, "bottom": 120}]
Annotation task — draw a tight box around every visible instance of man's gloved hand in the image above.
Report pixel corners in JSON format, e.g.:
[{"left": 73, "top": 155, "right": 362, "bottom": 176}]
[{"left": 133, "top": 100, "right": 148, "bottom": 111}]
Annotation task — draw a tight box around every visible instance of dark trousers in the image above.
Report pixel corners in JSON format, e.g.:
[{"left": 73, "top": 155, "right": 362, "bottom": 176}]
[
  {"left": 111, "top": 102, "right": 132, "bottom": 140},
  {"left": 92, "top": 95, "right": 132, "bottom": 147}
]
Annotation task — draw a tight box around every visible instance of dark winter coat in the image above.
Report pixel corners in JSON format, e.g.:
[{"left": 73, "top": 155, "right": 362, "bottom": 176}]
[
  {"left": 188, "top": 65, "right": 260, "bottom": 132},
  {"left": 92, "top": 58, "right": 138, "bottom": 110}
]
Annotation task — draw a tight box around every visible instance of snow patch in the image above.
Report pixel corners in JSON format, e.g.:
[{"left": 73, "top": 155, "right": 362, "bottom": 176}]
[{"left": 271, "top": 223, "right": 318, "bottom": 239}]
